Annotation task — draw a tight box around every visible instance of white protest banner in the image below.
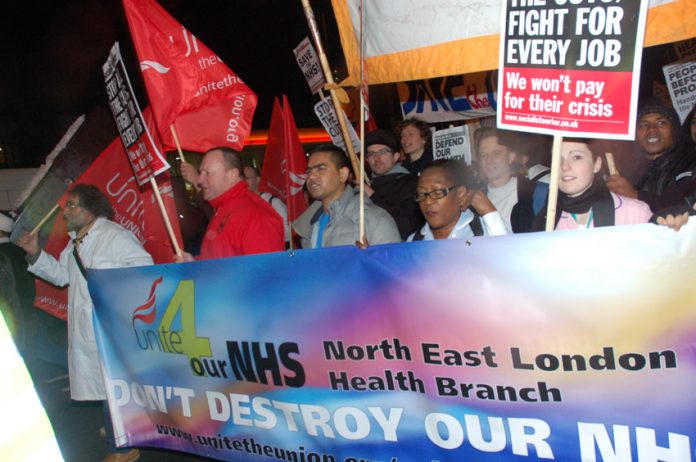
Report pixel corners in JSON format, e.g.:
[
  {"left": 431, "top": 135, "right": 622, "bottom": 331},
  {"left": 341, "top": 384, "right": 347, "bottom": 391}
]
[
  {"left": 294, "top": 37, "right": 325, "bottom": 95},
  {"left": 497, "top": 0, "right": 649, "bottom": 140},
  {"left": 398, "top": 72, "right": 497, "bottom": 123},
  {"left": 314, "top": 99, "right": 360, "bottom": 154},
  {"left": 103, "top": 42, "right": 169, "bottom": 185},
  {"left": 663, "top": 60, "right": 696, "bottom": 123},
  {"left": 432, "top": 126, "right": 472, "bottom": 165}
]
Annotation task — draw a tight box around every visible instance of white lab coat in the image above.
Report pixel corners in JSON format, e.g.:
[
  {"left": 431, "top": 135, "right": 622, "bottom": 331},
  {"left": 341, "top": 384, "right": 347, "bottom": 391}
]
[{"left": 28, "top": 217, "right": 153, "bottom": 400}]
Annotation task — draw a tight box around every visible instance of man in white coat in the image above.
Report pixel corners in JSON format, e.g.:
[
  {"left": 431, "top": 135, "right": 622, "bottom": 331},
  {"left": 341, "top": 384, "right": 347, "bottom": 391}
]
[{"left": 18, "top": 184, "right": 152, "bottom": 462}]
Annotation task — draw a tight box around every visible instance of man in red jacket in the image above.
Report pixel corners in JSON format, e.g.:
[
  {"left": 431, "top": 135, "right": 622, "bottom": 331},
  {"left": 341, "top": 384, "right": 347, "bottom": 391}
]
[{"left": 178, "top": 147, "right": 284, "bottom": 260}]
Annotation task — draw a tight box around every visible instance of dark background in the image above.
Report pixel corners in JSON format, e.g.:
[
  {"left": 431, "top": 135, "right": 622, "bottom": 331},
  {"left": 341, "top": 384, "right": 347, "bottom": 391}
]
[
  {"left": 0, "top": 0, "right": 683, "bottom": 170},
  {"left": 0, "top": 0, "right": 350, "bottom": 168}
]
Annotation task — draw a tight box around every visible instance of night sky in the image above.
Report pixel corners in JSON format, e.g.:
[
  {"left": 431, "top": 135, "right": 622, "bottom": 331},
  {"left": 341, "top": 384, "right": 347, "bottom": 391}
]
[
  {"left": 0, "top": 0, "right": 344, "bottom": 167},
  {"left": 1, "top": 1, "right": 682, "bottom": 169}
]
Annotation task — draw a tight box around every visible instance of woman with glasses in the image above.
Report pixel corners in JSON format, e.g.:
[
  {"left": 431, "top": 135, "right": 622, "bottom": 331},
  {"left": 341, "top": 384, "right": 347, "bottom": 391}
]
[{"left": 408, "top": 159, "right": 508, "bottom": 240}]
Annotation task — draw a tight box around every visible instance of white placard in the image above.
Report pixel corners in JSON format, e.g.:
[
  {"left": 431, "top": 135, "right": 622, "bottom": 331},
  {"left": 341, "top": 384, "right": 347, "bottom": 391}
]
[
  {"left": 294, "top": 37, "right": 325, "bottom": 95},
  {"left": 432, "top": 126, "right": 472, "bottom": 165},
  {"left": 314, "top": 99, "right": 361, "bottom": 154},
  {"left": 663, "top": 60, "right": 696, "bottom": 123}
]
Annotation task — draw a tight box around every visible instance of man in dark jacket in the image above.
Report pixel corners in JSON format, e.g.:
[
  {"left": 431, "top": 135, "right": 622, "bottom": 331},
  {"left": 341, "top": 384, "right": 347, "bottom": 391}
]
[
  {"left": 607, "top": 98, "right": 696, "bottom": 212},
  {"left": 363, "top": 129, "right": 424, "bottom": 239}
]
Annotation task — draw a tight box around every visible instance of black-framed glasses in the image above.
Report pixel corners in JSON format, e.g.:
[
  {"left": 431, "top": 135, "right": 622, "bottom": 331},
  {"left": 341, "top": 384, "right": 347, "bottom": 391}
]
[
  {"left": 366, "top": 148, "right": 393, "bottom": 159},
  {"left": 414, "top": 185, "right": 461, "bottom": 202}
]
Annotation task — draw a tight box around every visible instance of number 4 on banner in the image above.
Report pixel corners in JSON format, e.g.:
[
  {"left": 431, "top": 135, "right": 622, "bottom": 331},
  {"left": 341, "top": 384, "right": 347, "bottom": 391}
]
[{"left": 158, "top": 280, "right": 212, "bottom": 366}]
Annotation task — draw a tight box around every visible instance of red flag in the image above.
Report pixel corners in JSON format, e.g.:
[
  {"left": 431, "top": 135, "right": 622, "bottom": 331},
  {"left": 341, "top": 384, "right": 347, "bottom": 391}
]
[
  {"left": 122, "top": 0, "right": 257, "bottom": 152},
  {"left": 260, "top": 96, "right": 308, "bottom": 223},
  {"left": 34, "top": 110, "right": 182, "bottom": 320}
]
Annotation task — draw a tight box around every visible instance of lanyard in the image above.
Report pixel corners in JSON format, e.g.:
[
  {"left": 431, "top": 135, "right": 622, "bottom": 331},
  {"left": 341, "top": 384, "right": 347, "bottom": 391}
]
[{"left": 570, "top": 209, "right": 594, "bottom": 229}]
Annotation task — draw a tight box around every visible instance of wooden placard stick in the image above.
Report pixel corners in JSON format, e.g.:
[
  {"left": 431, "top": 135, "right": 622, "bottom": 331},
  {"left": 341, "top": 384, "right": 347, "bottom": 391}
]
[
  {"left": 605, "top": 152, "right": 618, "bottom": 176},
  {"left": 300, "top": 0, "right": 364, "bottom": 181},
  {"left": 149, "top": 176, "right": 182, "bottom": 257},
  {"left": 170, "top": 125, "right": 187, "bottom": 164},
  {"left": 31, "top": 204, "right": 60, "bottom": 235},
  {"left": 545, "top": 135, "right": 563, "bottom": 232}
]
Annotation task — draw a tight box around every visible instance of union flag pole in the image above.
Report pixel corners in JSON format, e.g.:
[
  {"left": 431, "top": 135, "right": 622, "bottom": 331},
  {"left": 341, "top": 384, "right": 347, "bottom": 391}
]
[{"left": 300, "top": 0, "right": 363, "bottom": 181}]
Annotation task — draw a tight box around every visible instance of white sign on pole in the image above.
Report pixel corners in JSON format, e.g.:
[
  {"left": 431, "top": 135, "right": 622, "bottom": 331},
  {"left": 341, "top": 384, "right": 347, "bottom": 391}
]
[
  {"left": 663, "top": 60, "right": 696, "bottom": 123},
  {"left": 294, "top": 38, "right": 325, "bottom": 95},
  {"left": 314, "top": 99, "right": 361, "bottom": 154},
  {"left": 431, "top": 126, "right": 472, "bottom": 165}
]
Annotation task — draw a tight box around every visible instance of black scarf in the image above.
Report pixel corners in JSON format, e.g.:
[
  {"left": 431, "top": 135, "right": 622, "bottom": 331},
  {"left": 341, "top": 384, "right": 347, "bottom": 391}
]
[{"left": 555, "top": 176, "right": 615, "bottom": 228}]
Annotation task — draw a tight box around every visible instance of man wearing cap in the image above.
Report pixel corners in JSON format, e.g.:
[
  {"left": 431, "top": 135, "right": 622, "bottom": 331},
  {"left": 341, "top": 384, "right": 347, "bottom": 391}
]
[
  {"left": 0, "top": 212, "right": 34, "bottom": 350},
  {"left": 293, "top": 143, "right": 401, "bottom": 248},
  {"left": 363, "top": 129, "right": 424, "bottom": 240},
  {"left": 607, "top": 98, "right": 696, "bottom": 211}
]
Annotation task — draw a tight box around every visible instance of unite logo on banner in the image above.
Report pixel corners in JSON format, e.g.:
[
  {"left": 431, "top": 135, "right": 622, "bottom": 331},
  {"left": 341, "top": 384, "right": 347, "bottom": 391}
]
[
  {"left": 130, "top": 278, "right": 305, "bottom": 387},
  {"left": 131, "top": 278, "right": 212, "bottom": 377}
]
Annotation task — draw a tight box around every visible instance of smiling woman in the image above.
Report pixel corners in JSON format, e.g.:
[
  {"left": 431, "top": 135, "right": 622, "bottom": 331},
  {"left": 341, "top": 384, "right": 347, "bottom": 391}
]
[{"left": 539, "top": 139, "right": 653, "bottom": 231}]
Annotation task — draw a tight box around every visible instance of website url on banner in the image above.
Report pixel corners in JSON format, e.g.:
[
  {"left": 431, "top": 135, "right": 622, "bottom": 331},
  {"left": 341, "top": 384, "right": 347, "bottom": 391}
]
[
  {"left": 154, "top": 424, "right": 396, "bottom": 462},
  {"left": 505, "top": 113, "right": 579, "bottom": 129}
]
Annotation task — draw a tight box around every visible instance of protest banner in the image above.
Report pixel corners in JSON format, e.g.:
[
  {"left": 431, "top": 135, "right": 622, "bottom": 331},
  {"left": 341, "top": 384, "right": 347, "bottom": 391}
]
[
  {"left": 431, "top": 126, "right": 472, "bottom": 164},
  {"left": 663, "top": 60, "right": 696, "bottom": 123},
  {"left": 314, "top": 98, "right": 361, "bottom": 155},
  {"left": 294, "top": 37, "right": 325, "bottom": 95},
  {"left": 497, "top": 1, "right": 649, "bottom": 140},
  {"left": 260, "top": 96, "right": 308, "bottom": 223},
  {"left": 398, "top": 72, "right": 497, "bottom": 123},
  {"left": 123, "top": 0, "right": 257, "bottom": 153},
  {"left": 103, "top": 42, "right": 170, "bottom": 186},
  {"left": 90, "top": 222, "right": 696, "bottom": 461}
]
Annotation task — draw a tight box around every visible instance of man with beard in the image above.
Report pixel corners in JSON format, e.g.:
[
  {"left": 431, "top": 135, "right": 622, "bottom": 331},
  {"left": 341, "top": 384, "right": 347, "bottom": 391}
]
[{"left": 17, "top": 184, "right": 152, "bottom": 462}]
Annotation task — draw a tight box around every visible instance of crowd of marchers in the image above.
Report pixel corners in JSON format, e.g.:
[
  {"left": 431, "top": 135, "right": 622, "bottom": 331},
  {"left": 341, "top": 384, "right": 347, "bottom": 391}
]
[
  {"left": 1, "top": 97, "right": 695, "bottom": 462},
  {"left": 178, "top": 96, "right": 696, "bottom": 254}
]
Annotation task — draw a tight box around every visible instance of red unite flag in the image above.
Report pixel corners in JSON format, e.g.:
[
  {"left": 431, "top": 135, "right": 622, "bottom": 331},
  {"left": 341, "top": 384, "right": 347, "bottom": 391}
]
[
  {"left": 34, "top": 109, "right": 183, "bottom": 320},
  {"left": 260, "top": 96, "right": 308, "bottom": 223},
  {"left": 122, "top": 0, "right": 257, "bottom": 152}
]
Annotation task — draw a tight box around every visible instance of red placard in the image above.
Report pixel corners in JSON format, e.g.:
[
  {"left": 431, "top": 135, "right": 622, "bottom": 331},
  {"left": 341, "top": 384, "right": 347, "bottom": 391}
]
[{"left": 497, "top": 0, "right": 649, "bottom": 140}]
